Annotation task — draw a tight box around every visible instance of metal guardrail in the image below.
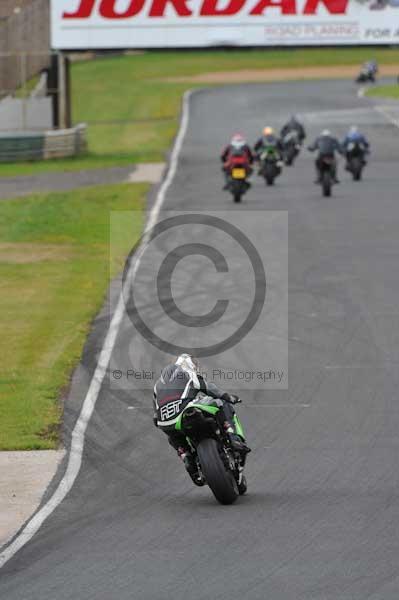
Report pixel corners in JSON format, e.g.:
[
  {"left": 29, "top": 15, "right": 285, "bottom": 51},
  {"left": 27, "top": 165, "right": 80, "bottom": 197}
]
[{"left": 0, "top": 123, "right": 88, "bottom": 162}]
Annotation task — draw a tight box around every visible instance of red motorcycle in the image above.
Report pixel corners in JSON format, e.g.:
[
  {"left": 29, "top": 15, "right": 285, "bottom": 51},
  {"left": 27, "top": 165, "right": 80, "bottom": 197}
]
[{"left": 225, "top": 155, "right": 251, "bottom": 203}]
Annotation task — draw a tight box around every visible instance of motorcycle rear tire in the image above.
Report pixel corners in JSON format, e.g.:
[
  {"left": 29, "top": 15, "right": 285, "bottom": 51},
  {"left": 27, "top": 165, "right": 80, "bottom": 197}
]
[
  {"left": 197, "top": 438, "right": 239, "bottom": 505},
  {"left": 284, "top": 149, "right": 296, "bottom": 166},
  {"left": 322, "top": 172, "right": 332, "bottom": 197},
  {"left": 351, "top": 158, "right": 362, "bottom": 181}
]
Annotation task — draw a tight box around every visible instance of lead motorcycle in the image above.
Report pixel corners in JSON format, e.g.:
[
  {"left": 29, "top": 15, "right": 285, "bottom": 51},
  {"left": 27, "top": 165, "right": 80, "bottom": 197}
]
[
  {"left": 356, "top": 62, "right": 378, "bottom": 84},
  {"left": 174, "top": 394, "right": 248, "bottom": 505}
]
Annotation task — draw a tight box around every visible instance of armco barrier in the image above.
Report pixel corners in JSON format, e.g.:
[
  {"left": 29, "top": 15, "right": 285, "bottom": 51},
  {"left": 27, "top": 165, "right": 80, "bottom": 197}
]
[
  {"left": 44, "top": 124, "right": 88, "bottom": 160},
  {"left": 0, "top": 124, "right": 87, "bottom": 162}
]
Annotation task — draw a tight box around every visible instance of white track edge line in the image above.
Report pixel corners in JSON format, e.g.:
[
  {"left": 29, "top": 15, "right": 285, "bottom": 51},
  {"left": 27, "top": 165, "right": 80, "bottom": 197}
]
[
  {"left": 0, "top": 89, "right": 193, "bottom": 569},
  {"left": 357, "top": 86, "right": 366, "bottom": 99},
  {"left": 374, "top": 104, "right": 399, "bottom": 129}
]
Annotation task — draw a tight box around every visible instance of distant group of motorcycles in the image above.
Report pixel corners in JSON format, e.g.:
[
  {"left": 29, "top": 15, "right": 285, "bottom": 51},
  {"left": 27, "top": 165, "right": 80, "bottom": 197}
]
[
  {"left": 220, "top": 122, "right": 302, "bottom": 203},
  {"left": 221, "top": 117, "right": 370, "bottom": 201},
  {"left": 153, "top": 65, "right": 376, "bottom": 506}
]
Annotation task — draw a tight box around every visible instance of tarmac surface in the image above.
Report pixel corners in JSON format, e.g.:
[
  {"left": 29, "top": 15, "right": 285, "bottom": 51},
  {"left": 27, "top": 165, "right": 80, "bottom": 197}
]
[{"left": 1, "top": 79, "right": 399, "bottom": 599}]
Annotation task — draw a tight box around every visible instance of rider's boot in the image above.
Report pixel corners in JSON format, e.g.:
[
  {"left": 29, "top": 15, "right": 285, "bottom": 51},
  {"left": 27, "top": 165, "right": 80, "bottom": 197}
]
[
  {"left": 223, "top": 422, "right": 251, "bottom": 455},
  {"left": 177, "top": 447, "right": 204, "bottom": 486}
]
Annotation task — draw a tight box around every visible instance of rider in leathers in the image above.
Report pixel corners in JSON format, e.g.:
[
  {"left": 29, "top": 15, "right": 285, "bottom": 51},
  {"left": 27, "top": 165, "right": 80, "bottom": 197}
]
[
  {"left": 280, "top": 115, "right": 306, "bottom": 144},
  {"left": 254, "top": 126, "right": 283, "bottom": 160},
  {"left": 220, "top": 133, "right": 254, "bottom": 190},
  {"left": 153, "top": 354, "right": 251, "bottom": 482},
  {"left": 342, "top": 126, "right": 370, "bottom": 169},
  {"left": 308, "top": 130, "right": 343, "bottom": 184}
]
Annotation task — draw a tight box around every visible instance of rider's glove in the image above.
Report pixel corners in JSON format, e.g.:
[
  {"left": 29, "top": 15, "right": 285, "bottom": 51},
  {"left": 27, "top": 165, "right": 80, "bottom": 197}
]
[{"left": 224, "top": 393, "right": 241, "bottom": 405}]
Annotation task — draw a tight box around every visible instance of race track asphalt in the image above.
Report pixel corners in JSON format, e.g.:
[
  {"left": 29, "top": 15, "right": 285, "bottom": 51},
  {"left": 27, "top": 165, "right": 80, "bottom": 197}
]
[{"left": 1, "top": 79, "right": 399, "bottom": 600}]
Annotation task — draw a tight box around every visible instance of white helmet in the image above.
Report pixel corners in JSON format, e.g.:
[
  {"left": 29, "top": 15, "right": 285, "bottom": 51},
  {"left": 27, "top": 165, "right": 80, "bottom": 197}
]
[
  {"left": 175, "top": 353, "right": 199, "bottom": 373},
  {"left": 175, "top": 354, "right": 200, "bottom": 389},
  {"left": 231, "top": 133, "right": 246, "bottom": 150},
  {"left": 322, "top": 129, "right": 331, "bottom": 137},
  {"left": 349, "top": 126, "right": 358, "bottom": 135},
  {"left": 231, "top": 139, "right": 245, "bottom": 150}
]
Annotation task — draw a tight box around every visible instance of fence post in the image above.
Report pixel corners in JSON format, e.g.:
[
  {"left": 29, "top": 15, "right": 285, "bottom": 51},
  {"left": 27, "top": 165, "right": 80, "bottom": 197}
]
[
  {"left": 58, "top": 51, "right": 67, "bottom": 129},
  {"left": 21, "top": 52, "right": 27, "bottom": 130},
  {"left": 57, "top": 52, "right": 72, "bottom": 129},
  {"left": 48, "top": 53, "right": 59, "bottom": 128}
]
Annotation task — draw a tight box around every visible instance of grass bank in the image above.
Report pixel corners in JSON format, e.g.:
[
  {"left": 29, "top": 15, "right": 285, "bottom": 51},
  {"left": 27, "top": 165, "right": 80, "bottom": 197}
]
[
  {"left": 14, "top": 75, "right": 40, "bottom": 99},
  {"left": 0, "top": 183, "right": 146, "bottom": 449},
  {"left": 366, "top": 83, "right": 399, "bottom": 100},
  {"left": 0, "top": 47, "right": 398, "bottom": 177}
]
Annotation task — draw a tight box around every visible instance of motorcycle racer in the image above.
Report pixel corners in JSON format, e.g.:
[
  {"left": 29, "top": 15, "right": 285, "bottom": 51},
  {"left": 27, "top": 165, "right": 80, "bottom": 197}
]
[
  {"left": 308, "top": 129, "right": 343, "bottom": 184},
  {"left": 254, "top": 126, "right": 283, "bottom": 162},
  {"left": 280, "top": 115, "right": 306, "bottom": 144},
  {"left": 342, "top": 126, "right": 370, "bottom": 168},
  {"left": 153, "top": 354, "right": 251, "bottom": 482},
  {"left": 221, "top": 133, "right": 254, "bottom": 190}
]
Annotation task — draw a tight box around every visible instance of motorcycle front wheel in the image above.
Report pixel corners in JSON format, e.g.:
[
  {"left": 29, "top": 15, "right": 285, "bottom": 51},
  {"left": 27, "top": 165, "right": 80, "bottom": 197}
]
[{"left": 197, "top": 438, "right": 239, "bottom": 505}]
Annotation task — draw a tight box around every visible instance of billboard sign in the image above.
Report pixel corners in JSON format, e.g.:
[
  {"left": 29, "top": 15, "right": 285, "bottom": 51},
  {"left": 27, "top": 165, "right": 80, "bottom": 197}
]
[{"left": 51, "top": 0, "right": 399, "bottom": 48}]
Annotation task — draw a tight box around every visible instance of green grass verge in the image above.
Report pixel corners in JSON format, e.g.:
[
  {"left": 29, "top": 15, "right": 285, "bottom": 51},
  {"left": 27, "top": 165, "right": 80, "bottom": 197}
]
[
  {"left": 14, "top": 75, "right": 40, "bottom": 99},
  {"left": 0, "top": 47, "right": 398, "bottom": 177},
  {"left": 0, "top": 183, "right": 146, "bottom": 449},
  {"left": 366, "top": 83, "right": 399, "bottom": 100}
]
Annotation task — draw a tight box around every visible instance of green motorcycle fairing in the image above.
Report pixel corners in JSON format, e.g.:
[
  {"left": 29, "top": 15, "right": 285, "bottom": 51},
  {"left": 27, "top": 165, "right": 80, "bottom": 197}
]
[
  {"left": 260, "top": 146, "right": 278, "bottom": 160},
  {"left": 175, "top": 399, "right": 219, "bottom": 431},
  {"left": 233, "top": 414, "right": 245, "bottom": 439},
  {"left": 175, "top": 397, "right": 246, "bottom": 439}
]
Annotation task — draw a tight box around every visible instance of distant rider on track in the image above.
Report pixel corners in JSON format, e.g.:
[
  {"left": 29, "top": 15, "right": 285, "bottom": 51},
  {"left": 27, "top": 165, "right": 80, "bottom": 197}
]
[
  {"left": 153, "top": 354, "right": 251, "bottom": 483},
  {"left": 254, "top": 126, "right": 283, "bottom": 164},
  {"left": 220, "top": 133, "right": 254, "bottom": 190},
  {"left": 280, "top": 115, "right": 306, "bottom": 144},
  {"left": 342, "top": 126, "right": 370, "bottom": 169},
  {"left": 308, "top": 130, "right": 343, "bottom": 184}
]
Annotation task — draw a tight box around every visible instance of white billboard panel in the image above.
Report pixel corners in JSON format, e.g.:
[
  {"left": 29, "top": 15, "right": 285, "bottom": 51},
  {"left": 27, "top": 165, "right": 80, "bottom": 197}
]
[{"left": 51, "top": 0, "right": 399, "bottom": 48}]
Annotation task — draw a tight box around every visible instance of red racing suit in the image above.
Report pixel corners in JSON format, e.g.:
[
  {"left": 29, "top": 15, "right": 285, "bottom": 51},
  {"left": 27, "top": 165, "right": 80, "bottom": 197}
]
[{"left": 221, "top": 144, "right": 254, "bottom": 173}]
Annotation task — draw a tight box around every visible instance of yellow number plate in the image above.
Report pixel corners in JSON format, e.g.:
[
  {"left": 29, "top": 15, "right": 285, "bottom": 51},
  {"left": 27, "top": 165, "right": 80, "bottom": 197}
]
[{"left": 232, "top": 168, "right": 246, "bottom": 179}]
